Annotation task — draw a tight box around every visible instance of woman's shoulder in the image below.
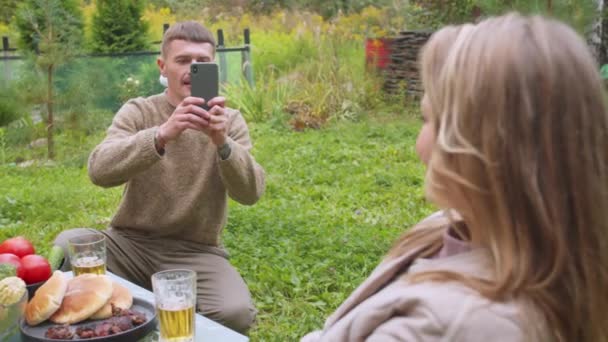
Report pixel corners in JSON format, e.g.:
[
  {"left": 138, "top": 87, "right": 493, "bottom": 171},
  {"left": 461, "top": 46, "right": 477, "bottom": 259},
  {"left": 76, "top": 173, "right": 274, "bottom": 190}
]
[
  {"left": 364, "top": 279, "right": 534, "bottom": 341},
  {"left": 303, "top": 273, "right": 540, "bottom": 342}
]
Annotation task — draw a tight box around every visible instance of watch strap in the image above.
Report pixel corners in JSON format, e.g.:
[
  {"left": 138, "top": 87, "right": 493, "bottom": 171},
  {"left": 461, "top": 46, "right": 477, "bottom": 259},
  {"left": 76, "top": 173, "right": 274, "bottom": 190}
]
[{"left": 218, "top": 141, "right": 232, "bottom": 160}]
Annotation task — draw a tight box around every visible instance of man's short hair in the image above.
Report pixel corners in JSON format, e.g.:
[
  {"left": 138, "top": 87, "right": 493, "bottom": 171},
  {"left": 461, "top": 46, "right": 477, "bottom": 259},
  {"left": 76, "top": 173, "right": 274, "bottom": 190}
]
[{"left": 161, "top": 21, "right": 216, "bottom": 57}]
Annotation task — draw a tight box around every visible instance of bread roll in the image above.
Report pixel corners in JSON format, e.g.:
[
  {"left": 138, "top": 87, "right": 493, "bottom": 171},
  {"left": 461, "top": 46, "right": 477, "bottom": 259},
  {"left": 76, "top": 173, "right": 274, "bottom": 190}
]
[
  {"left": 25, "top": 271, "right": 68, "bottom": 326},
  {"left": 89, "top": 281, "right": 133, "bottom": 320},
  {"left": 49, "top": 274, "right": 113, "bottom": 324}
]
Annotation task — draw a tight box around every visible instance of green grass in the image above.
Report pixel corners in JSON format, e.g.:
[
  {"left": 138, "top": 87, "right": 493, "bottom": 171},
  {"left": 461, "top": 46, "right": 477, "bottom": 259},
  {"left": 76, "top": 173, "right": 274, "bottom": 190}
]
[{"left": 0, "top": 111, "right": 435, "bottom": 341}]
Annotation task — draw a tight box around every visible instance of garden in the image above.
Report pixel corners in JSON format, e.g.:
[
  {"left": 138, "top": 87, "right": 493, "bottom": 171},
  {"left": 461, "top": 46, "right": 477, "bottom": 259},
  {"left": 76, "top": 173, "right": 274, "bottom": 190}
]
[{"left": 0, "top": 0, "right": 604, "bottom": 340}]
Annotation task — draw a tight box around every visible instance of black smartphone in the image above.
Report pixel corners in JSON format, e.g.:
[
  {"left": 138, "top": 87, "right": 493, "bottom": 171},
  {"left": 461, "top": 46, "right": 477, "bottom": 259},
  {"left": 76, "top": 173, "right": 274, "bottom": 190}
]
[{"left": 190, "top": 62, "right": 219, "bottom": 111}]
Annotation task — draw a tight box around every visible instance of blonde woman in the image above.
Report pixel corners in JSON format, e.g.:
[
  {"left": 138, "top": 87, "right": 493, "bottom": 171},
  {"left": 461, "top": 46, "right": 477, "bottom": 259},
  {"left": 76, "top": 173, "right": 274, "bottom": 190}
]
[{"left": 302, "top": 13, "right": 608, "bottom": 342}]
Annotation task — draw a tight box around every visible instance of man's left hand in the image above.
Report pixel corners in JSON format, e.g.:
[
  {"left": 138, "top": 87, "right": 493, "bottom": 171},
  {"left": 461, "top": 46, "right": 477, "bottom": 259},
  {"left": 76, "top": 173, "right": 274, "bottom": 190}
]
[{"left": 204, "top": 97, "right": 228, "bottom": 146}]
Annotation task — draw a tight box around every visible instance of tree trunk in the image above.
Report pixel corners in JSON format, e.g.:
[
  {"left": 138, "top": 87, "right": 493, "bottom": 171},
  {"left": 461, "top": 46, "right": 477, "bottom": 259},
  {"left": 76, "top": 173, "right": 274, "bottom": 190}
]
[
  {"left": 547, "top": 0, "right": 553, "bottom": 13},
  {"left": 46, "top": 64, "right": 54, "bottom": 160},
  {"left": 590, "top": 0, "right": 608, "bottom": 66},
  {"left": 600, "top": 0, "right": 608, "bottom": 66}
]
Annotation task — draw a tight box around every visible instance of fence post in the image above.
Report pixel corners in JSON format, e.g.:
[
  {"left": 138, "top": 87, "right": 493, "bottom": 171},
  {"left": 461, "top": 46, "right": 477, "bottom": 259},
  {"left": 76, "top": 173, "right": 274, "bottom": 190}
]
[
  {"left": 217, "top": 29, "right": 228, "bottom": 86},
  {"left": 241, "top": 28, "right": 254, "bottom": 87},
  {"left": 2, "top": 36, "right": 10, "bottom": 84}
]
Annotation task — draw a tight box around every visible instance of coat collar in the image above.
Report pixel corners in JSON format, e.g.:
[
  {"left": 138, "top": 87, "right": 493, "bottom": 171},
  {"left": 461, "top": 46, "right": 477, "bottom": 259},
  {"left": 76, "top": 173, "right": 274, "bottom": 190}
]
[
  {"left": 323, "top": 246, "right": 492, "bottom": 330},
  {"left": 323, "top": 245, "right": 425, "bottom": 328}
]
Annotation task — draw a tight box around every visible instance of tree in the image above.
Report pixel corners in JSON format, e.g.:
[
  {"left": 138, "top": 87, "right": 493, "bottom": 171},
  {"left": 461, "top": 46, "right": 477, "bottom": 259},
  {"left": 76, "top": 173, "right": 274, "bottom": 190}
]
[
  {"left": 411, "top": 0, "right": 598, "bottom": 34},
  {"left": 15, "top": 0, "right": 83, "bottom": 53},
  {"left": 91, "top": 0, "right": 150, "bottom": 53},
  {"left": 0, "top": 0, "right": 20, "bottom": 23},
  {"left": 15, "top": 0, "right": 84, "bottom": 159},
  {"left": 475, "top": 0, "right": 599, "bottom": 34}
]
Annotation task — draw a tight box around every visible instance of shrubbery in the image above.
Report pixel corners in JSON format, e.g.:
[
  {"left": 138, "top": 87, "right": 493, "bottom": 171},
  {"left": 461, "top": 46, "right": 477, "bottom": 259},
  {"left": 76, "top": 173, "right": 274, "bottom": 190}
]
[{"left": 91, "top": 0, "right": 150, "bottom": 53}]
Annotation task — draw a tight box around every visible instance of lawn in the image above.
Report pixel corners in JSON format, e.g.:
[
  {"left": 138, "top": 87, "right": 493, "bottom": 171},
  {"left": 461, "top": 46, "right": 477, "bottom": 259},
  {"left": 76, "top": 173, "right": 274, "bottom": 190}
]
[{"left": 0, "top": 112, "right": 435, "bottom": 341}]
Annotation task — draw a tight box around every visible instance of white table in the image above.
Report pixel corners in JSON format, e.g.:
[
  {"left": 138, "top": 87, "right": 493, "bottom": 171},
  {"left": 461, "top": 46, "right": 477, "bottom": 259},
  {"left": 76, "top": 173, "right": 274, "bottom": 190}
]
[{"left": 9, "top": 271, "right": 248, "bottom": 342}]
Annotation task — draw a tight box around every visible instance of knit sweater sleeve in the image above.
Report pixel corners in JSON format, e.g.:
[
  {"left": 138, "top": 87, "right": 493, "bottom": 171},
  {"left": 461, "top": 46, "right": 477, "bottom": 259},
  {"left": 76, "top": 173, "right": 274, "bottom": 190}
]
[
  {"left": 88, "top": 99, "right": 163, "bottom": 187},
  {"left": 218, "top": 110, "right": 266, "bottom": 205}
]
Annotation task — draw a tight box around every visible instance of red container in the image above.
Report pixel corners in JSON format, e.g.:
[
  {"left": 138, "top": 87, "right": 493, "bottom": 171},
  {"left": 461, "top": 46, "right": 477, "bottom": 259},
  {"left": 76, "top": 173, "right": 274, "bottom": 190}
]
[{"left": 365, "top": 38, "right": 393, "bottom": 70}]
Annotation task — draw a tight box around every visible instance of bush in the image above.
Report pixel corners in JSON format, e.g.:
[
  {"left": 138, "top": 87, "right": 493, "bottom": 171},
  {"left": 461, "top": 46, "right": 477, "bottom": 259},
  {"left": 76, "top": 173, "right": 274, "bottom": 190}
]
[
  {"left": 0, "top": 84, "right": 26, "bottom": 127},
  {"left": 91, "top": 0, "right": 150, "bottom": 53},
  {"left": 224, "top": 71, "right": 293, "bottom": 124}
]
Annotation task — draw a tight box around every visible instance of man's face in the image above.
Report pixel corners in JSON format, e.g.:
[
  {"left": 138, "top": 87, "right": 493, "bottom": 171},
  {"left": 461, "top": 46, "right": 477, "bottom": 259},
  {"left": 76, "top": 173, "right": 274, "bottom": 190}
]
[{"left": 157, "top": 39, "right": 215, "bottom": 103}]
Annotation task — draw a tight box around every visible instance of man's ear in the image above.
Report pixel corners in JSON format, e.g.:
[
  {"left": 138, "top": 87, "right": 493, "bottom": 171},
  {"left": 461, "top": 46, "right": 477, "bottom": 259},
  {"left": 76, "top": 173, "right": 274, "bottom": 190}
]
[{"left": 157, "top": 57, "right": 166, "bottom": 76}]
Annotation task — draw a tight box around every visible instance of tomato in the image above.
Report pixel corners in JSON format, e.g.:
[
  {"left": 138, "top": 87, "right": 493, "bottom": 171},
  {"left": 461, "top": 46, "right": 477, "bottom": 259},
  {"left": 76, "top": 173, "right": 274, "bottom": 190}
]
[
  {"left": 0, "top": 236, "right": 35, "bottom": 258},
  {"left": 0, "top": 253, "right": 26, "bottom": 279},
  {"left": 20, "top": 255, "right": 52, "bottom": 285}
]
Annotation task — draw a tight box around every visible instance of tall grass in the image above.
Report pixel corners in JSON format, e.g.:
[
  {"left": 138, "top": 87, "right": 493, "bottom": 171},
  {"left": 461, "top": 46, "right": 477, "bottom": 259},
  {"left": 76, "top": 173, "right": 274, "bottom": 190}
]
[{"left": 224, "top": 70, "right": 293, "bottom": 124}]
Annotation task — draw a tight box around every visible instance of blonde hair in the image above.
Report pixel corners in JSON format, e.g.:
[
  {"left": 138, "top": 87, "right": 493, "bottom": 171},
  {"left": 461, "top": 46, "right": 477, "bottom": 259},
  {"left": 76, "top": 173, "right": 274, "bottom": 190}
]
[
  {"left": 161, "top": 21, "right": 216, "bottom": 57},
  {"left": 390, "top": 13, "right": 608, "bottom": 341}
]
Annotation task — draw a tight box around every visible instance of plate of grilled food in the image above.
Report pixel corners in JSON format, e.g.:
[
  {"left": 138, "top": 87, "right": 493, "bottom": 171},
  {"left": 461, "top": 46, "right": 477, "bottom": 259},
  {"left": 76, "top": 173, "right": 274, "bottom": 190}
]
[{"left": 20, "top": 271, "right": 157, "bottom": 341}]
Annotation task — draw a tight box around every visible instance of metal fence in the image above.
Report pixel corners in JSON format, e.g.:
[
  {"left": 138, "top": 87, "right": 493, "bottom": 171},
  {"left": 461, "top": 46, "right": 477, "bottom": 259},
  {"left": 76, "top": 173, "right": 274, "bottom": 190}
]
[
  {"left": 1, "top": 25, "right": 254, "bottom": 87},
  {"left": 1, "top": 25, "right": 254, "bottom": 112}
]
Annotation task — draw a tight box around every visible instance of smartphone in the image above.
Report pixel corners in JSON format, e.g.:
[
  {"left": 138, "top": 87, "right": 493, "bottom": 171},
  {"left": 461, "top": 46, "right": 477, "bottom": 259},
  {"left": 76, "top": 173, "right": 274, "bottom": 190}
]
[{"left": 190, "top": 62, "right": 219, "bottom": 110}]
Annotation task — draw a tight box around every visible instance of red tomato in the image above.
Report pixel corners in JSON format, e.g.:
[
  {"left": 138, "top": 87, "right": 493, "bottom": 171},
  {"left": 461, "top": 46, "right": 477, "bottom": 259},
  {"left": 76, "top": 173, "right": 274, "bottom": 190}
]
[
  {"left": 0, "top": 253, "right": 26, "bottom": 279},
  {"left": 20, "top": 255, "right": 52, "bottom": 284},
  {"left": 0, "top": 236, "right": 35, "bottom": 258}
]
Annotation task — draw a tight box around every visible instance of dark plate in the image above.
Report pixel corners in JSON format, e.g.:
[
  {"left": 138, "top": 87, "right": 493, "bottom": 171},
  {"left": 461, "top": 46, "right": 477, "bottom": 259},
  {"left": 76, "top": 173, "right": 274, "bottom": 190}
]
[
  {"left": 26, "top": 258, "right": 66, "bottom": 299},
  {"left": 20, "top": 297, "right": 157, "bottom": 342}
]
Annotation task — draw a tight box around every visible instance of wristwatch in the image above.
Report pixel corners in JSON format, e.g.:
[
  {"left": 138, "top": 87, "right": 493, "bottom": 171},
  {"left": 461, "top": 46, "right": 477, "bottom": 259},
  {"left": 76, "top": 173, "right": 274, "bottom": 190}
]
[
  {"left": 218, "top": 141, "right": 232, "bottom": 160},
  {"left": 154, "top": 129, "right": 166, "bottom": 156}
]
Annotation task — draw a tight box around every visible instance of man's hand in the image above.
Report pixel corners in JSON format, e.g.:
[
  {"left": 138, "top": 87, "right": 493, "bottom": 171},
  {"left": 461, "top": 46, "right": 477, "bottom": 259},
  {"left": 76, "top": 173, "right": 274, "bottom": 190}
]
[
  {"left": 204, "top": 97, "right": 229, "bottom": 146},
  {"left": 157, "top": 97, "right": 210, "bottom": 148}
]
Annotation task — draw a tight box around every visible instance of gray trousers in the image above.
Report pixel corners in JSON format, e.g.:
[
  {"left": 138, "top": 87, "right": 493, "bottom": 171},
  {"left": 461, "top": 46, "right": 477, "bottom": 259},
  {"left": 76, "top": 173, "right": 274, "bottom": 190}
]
[{"left": 54, "top": 228, "right": 255, "bottom": 334}]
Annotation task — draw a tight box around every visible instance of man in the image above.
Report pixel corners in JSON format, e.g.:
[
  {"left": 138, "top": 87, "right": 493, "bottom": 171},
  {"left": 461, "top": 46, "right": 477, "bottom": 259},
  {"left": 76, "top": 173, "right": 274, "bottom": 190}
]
[{"left": 54, "top": 21, "right": 265, "bottom": 334}]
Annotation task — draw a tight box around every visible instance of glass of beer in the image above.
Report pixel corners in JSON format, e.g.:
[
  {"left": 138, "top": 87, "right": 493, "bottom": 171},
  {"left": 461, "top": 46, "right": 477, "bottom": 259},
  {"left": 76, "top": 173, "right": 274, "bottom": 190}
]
[
  {"left": 152, "top": 269, "right": 196, "bottom": 342},
  {"left": 67, "top": 233, "right": 106, "bottom": 276}
]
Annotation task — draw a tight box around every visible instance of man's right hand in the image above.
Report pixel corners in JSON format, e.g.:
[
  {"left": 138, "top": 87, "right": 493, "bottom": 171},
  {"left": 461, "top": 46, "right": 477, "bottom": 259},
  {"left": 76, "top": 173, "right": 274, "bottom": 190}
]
[{"left": 157, "top": 97, "right": 210, "bottom": 149}]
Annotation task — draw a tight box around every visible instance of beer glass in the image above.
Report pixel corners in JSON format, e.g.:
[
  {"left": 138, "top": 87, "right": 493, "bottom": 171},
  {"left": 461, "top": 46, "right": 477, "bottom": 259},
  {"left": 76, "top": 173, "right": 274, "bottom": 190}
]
[
  {"left": 67, "top": 233, "right": 106, "bottom": 276},
  {"left": 152, "top": 269, "right": 196, "bottom": 342}
]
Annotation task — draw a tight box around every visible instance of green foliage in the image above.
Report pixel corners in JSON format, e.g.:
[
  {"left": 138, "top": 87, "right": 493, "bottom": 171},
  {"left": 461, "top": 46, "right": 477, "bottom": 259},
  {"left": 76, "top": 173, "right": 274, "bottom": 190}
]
[
  {"left": 414, "top": 0, "right": 478, "bottom": 27},
  {"left": 223, "top": 72, "right": 292, "bottom": 124},
  {"left": 149, "top": 0, "right": 402, "bottom": 18},
  {"left": 293, "top": 0, "right": 395, "bottom": 18},
  {"left": 91, "top": 0, "right": 150, "bottom": 53},
  {"left": 476, "top": 0, "right": 599, "bottom": 33},
  {"left": 252, "top": 31, "right": 319, "bottom": 74},
  {"left": 411, "top": 0, "right": 600, "bottom": 32},
  {"left": 0, "top": 83, "right": 26, "bottom": 127},
  {"left": 0, "top": 0, "right": 19, "bottom": 23},
  {"left": 14, "top": 0, "right": 84, "bottom": 54},
  {"left": 2, "top": 115, "right": 40, "bottom": 149},
  {"left": 0, "top": 128, "right": 6, "bottom": 165},
  {"left": 601, "top": 64, "right": 608, "bottom": 79}
]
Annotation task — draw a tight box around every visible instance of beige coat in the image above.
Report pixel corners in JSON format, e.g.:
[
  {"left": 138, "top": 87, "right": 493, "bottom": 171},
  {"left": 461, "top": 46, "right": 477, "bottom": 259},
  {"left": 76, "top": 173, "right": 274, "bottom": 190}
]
[{"left": 302, "top": 245, "right": 547, "bottom": 341}]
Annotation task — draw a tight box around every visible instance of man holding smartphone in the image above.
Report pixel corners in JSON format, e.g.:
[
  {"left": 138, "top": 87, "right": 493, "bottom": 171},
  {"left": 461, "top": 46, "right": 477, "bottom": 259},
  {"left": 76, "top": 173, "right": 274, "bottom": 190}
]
[{"left": 54, "top": 21, "right": 265, "bottom": 334}]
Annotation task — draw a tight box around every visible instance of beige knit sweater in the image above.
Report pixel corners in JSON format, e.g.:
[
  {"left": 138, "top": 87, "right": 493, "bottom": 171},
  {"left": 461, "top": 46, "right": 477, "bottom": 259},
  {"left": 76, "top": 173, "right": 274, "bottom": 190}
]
[{"left": 88, "top": 93, "right": 265, "bottom": 246}]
